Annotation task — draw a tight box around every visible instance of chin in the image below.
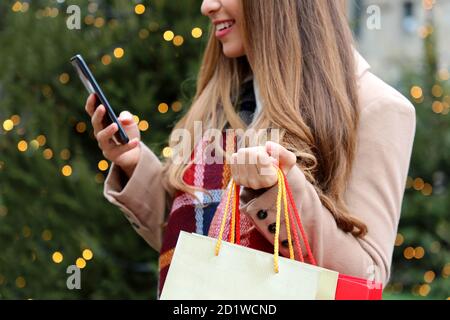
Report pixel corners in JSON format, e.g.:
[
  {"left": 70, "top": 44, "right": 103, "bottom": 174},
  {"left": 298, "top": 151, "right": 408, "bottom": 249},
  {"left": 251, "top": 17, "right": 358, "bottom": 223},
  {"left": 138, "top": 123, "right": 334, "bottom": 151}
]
[{"left": 222, "top": 44, "right": 246, "bottom": 58}]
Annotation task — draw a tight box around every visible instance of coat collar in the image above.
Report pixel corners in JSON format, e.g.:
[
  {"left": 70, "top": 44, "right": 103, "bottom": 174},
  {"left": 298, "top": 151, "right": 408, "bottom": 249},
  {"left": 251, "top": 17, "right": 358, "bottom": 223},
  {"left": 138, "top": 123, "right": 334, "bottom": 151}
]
[{"left": 354, "top": 50, "right": 371, "bottom": 79}]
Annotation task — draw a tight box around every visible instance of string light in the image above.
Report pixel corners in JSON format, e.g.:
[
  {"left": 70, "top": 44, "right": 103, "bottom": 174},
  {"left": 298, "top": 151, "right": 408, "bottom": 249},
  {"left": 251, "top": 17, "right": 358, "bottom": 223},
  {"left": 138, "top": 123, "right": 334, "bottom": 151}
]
[
  {"left": 17, "top": 140, "right": 28, "bottom": 152},
  {"left": 12, "top": 1, "right": 22, "bottom": 12},
  {"left": 414, "top": 246, "right": 425, "bottom": 259},
  {"left": 11, "top": 115, "right": 21, "bottom": 126},
  {"left": 410, "top": 86, "right": 423, "bottom": 99},
  {"left": 132, "top": 115, "right": 140, "bottom": 124},
  {"left": 424, "top": 271, "right": 435, "bottom": 283},
  {"left": 42, "top": 85, "right": 53, "bottom": 98},
  {"left": 421, "top": 183, "right": 433, "bottom": 196},
  {"left": 59, "top": 73, "right": 70, "bottom": 84},
  {"left": 84, "top": 15, "right": 94, "bottom": 25},
  {"left": 15, "top": 277, "right": 26, "bottom": 289},
  {"left": 82, "top": 249, "right": 93, "bottom": 261},
  {"left": 139, "top": 28, "right": 149, "bottom": 39},
  {"left": 22, "top": 226, "right": 31, "bottom": 238},
  {"left": 442, "top": 263, "right": 450, "bottom": 278},
  {"left": 76, "top": 122, "right": 87, "bottom": 133},
  {"left": 94, "top": 17, "right": 105, "bottom": 28},
  {"left": 88, "top": 2, "right": 98, "bottom": 13},
  {"left": 173, "top": 35, "right": 184, "bottom": 46},
  {"left": 163, "top": 30, "right": 175, "bottom": 41},
  {"left": 432, "top": 101, "right": 443, "bottom": 114},
  {"left": 49, "top": 7, "right": 59, "bottom": 18},
  {"left": 395, "top": 233, "right": 404, "bottom": 246},
  {"left": 95, "top": 173, "right": 105, "bottom": 184},
  {"left": 191, "top": 27, "right": 203, "bottom": 39},
  {"left": 438, "top": 69, "right": 449, "bottom": 81},
  {"left": 418, "top": 284, "right": 431, "bottom": 297},
  {"left": 52, "top": 251, "right": 63, "bottom": 264},
  {"left": 36, "top": 135, "right": 46, "bottom": 146},
  {"left": 113, "top": 47, "right": 125, "bottom": 59},
  {"left": 43, "top": 148, "right": 53, "bottom": 160},
  {"left": 163, "top": 147, "right": 172, "bottom": 158},
  {"left": 42, "top": 230, "right": 52, "bottom": 241},
  {"left": 76, "top": 258, "right": 86, "bottom": 269},
  {"left": 432, "top": 85, "right": 443, "bottom": 98},
  {"left": 406, "top": 176, "right": 413, "bottom": 189},
  {"left": 60, "top": 149, "right": 71, "bottom": 160},
  {"left": 135, "top": 4, "right": 146, "bottom": 15},
  {"left": 30, "top": 140, "right": 40, "bottom": 150},
  {"left": 403, "top": 247, "right": 415, "bottom": 260},
  {"left": 101, "top": 54, "right": 112, "bottom": 66},
  {"left": 2, "top": 120, "right": 13, "bottom": 131},
  {"left": 413, "top": 178, "right": 425, "bottom": 191},
  {"left": 98, "top": 160, "right": 109, "bottom": 172},
  {"left": 172, "top": 101, "right": 183, "bottom": 112},
  {"left": 61, "top": 165, "right": 72, "bottom": 177},
  {"left": 138, "top": 120, "right": 149, "bottom": 132},
  {"left": 430, "top": 241, "right": 441, "bottom": 253},
  {"left": 158, "top": 103, "right": 169, "bottom": 114}
]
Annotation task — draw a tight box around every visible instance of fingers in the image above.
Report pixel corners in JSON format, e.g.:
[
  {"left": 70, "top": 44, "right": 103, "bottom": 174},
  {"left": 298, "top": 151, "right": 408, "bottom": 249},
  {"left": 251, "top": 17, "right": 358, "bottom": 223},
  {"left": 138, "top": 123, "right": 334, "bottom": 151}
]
[
  {"left": 265, "top": 141, "right": 297, "bottom": 173},
  {"left": 91, "top": 104, "right": 106, "bottom": 136},
  {"left": 96, "top": 122, "right": 139, "bottom": 160},
  {"left": 118, "top": 111, "right": 135, "bottom": 126},
  {"left": 96, "top": 122, "right": 118, "bottom": 150},
  {"left": 256, "top": 150, "right": 278, "bottom": 185},
  {"left": 85, "top": 94, "right": 96, "bottom": 117},
  {"left": 103, "top": 138, "right": 140, "bottom": 161},
  {"left": 230, "top": 147, "right": 278, "bottom": 189}
]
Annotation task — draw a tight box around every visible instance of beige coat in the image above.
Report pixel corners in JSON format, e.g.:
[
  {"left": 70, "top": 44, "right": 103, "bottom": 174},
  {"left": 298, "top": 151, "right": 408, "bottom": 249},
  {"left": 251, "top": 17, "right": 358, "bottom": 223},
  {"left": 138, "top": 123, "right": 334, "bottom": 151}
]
[{"left": 104, "top": 52, "right": 416, "bottom": 286}]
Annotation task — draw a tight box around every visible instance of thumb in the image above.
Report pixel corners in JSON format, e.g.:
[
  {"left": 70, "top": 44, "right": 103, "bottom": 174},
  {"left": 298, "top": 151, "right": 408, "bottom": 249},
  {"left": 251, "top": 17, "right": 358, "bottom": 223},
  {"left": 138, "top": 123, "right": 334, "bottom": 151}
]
[
  {"left": 119, "top": 111, "right": 135, "bottom": 126},
  {"left": 265, "top": 141, "right": 297, "bottom": 173}
]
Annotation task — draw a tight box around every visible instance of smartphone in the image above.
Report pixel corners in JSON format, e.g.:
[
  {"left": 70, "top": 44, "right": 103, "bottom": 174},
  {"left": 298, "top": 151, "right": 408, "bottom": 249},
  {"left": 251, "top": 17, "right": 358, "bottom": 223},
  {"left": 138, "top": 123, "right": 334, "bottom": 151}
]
[{"left": 70, "top": 54, "right": 129, "bottom": 144}]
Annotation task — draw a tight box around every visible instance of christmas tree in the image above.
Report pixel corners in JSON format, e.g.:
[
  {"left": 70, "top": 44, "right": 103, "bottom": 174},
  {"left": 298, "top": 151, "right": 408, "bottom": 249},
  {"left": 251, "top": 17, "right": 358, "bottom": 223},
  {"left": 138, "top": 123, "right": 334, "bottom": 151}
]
[
  {"left": 384, "top": 10, "right": 450, "bottom": 299},
  {"left": 0, "top": 0, "right": 208, "bottom": 299}
]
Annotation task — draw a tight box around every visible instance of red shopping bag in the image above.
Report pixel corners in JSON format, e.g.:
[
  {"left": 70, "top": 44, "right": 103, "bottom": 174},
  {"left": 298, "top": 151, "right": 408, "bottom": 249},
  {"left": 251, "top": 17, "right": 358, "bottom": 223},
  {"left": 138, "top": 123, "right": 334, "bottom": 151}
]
[{"left": 280, "top": 169, "right": 383, "bottom": 300}]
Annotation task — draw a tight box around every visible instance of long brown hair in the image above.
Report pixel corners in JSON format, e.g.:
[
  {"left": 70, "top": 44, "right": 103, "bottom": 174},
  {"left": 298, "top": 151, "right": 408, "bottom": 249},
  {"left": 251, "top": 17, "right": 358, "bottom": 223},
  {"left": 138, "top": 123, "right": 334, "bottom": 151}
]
[{"left": 162, "top": 0, "right": 368, "bottom": 237}]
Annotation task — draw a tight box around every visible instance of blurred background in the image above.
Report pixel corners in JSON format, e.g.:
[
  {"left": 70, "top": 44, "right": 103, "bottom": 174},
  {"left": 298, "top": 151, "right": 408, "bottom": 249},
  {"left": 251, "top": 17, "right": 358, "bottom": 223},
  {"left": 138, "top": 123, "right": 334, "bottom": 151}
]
[{"left": 0, "top": 0, "right": 448, "bottom": 300}]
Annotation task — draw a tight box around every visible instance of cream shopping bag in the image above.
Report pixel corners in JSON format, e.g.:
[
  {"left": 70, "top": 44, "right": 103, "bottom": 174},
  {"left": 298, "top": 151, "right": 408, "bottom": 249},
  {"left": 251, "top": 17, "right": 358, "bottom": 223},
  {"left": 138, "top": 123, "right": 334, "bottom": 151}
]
[{"left": 160, "top": 167, "right": 339, "bottom": 300}]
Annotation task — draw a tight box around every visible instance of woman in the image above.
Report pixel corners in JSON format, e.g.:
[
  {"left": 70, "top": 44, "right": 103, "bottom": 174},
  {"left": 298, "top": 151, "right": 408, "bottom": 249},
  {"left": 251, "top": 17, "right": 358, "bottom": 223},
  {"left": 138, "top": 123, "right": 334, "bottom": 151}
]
[{"left": 85, "top": 0, "right": 416, "bottom": 296}]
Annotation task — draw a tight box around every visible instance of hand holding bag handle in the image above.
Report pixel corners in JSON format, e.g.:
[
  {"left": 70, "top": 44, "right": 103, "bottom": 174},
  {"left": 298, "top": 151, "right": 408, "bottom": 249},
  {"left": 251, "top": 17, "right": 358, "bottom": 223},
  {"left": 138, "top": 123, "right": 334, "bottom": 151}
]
[{"left": 215, "top": 166, "right": 316, "bottom": 273}]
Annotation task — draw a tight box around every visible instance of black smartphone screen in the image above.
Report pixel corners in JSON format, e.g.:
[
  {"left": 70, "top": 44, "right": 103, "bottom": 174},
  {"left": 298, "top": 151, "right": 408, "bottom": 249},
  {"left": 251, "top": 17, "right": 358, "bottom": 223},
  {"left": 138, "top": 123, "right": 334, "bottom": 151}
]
[{"left": 70, "top": 54, "right": 129, "bottom": 144}]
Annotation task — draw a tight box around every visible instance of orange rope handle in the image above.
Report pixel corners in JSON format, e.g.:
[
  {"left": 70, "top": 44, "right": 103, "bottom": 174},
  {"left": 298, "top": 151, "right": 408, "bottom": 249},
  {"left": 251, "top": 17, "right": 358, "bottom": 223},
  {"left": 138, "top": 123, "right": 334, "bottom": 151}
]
[
  {"left": 273, "top": 169, "right": 283, "bottom": 273},
  {"left": 215, "top": 181, "right": 235, "bottom": 256},
  {"left": 229, "top": 180, "right": 237, "bottom": 244},
  {"left": 235, "top": 184, "right": 241, "bottom": 245},
  {"left": 279, "top": 168, "right": 295, "bottom": 260}
]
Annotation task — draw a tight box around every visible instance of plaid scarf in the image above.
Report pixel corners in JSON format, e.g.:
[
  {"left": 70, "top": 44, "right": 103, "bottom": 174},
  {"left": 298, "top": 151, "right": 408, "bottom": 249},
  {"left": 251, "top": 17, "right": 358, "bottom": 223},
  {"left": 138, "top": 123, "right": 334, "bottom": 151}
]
[{"left": 157, "top": 79, "right": 273, "bottom": 296}]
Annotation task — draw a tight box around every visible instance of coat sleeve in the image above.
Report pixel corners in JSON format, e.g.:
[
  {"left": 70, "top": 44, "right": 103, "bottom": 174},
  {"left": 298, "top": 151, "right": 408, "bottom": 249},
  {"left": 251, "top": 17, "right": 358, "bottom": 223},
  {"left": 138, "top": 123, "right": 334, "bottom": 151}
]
[
  {"left": 103, "top": 142, "right": 174, "bottom": 252},
  {"left": 239, "top": 94, "right": 416, "bottom": 286}
]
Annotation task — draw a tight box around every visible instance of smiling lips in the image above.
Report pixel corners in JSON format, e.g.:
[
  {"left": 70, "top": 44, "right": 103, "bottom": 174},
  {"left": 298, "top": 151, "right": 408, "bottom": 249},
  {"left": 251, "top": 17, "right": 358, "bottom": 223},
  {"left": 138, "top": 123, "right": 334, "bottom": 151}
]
[{"left": 215, "top": 19, "right": 236, "bottom": 38}]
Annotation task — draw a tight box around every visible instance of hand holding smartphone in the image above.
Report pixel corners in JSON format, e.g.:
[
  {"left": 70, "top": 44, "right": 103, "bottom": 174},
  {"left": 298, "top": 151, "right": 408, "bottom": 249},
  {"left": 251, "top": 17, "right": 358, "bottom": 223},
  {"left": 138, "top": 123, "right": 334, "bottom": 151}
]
[
  {"left": 72, "top": 54, "right": 141, "bottom": 178},
  {"left": 71, "top": 54, "right": 129, "bottom": 144}
]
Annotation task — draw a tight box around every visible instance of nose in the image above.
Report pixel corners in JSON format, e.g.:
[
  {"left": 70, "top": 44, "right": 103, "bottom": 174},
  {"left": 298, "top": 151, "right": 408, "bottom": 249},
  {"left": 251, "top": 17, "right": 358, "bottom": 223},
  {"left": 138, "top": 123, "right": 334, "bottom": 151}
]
[{"left": 201, "top": 0, "right": 221, "bottom": 17}]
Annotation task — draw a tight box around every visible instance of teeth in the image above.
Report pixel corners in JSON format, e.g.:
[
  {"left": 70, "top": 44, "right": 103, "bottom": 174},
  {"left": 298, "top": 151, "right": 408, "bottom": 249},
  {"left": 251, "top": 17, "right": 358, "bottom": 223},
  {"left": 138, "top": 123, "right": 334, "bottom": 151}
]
[{"left": 216, "top": 21, "right": 235, "bottom": 32}]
